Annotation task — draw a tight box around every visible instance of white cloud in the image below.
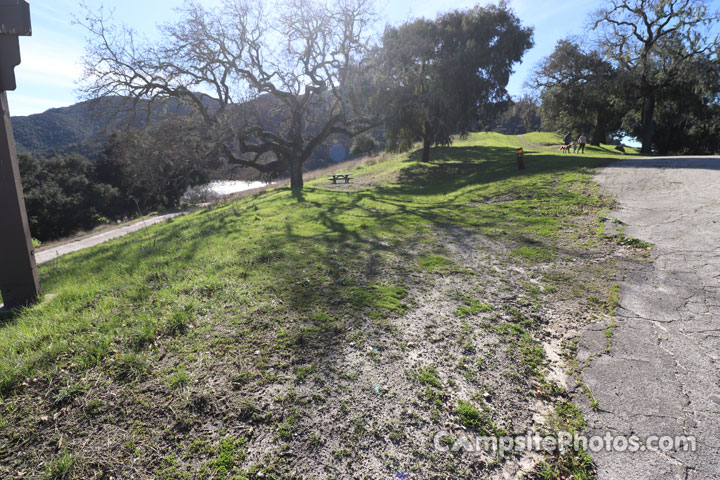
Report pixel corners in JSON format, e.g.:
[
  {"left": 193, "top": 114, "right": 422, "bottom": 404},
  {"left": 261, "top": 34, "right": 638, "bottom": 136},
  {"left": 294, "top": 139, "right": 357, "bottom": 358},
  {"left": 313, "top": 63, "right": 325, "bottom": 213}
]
[{"left": 16, "top": 53, "right": 83, "bottom": 89}]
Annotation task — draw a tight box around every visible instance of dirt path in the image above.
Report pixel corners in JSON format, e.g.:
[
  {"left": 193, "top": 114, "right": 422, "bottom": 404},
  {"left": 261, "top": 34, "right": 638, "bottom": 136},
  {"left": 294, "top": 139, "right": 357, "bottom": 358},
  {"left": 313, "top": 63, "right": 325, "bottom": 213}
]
[
  {"left": 35, "top": 211, "right": 189, "bottom": 265},
  {"left": 580, "top": 156, "right": 720, "bottom": 479}
]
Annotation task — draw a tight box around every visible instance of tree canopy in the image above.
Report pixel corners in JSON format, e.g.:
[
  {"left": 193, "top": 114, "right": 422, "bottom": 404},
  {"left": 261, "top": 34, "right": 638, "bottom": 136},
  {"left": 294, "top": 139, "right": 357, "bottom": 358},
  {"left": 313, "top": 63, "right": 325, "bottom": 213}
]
[
  {"left": 531, "top": 40, "right": 623, "bottom": 145},
  {"left": 591, "top": 0, "right": 720, "bottom": 152},
  {"left": 97, "top": 117, "right": 221, "bottom": 214},
  {"left": 19, "top": 154, "right": 118, "bottom": 241},
  {"left": 378, "top": 4, "right": 533, "bottom": 162}
]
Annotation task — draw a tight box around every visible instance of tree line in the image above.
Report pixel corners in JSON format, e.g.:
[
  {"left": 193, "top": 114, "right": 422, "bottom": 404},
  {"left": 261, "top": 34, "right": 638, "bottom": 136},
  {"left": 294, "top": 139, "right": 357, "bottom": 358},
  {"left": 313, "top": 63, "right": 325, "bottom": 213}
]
[
  {"left": 532, "top": 0, "right": 720, "bottom": 154},
  {"left": 19, "top": 121, "right": 218, "bottom": 242}
]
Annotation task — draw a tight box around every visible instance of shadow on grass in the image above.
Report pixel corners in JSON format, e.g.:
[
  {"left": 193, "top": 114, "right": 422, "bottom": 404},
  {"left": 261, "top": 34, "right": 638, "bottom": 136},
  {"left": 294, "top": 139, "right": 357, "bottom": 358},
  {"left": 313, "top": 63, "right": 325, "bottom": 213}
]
[
  {"left": 0, "top": 141, "right": 619, "bottom": 398},
  {"left": 0, "top": 307, "right": 20, "bottom": 327},
  {"left": 33, "top": 143, "right": 613, "bottom": 302},
  {"left": 374, "top": 145, "right": 612, "bottom": 198}
]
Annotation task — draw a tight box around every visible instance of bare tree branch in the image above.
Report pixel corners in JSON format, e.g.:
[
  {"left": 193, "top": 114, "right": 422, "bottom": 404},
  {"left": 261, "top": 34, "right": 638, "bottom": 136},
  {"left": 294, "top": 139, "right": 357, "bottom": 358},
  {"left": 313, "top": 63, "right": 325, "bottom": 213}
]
[{"left": 78, "top": 0, "right": 382, "bottom": 190}]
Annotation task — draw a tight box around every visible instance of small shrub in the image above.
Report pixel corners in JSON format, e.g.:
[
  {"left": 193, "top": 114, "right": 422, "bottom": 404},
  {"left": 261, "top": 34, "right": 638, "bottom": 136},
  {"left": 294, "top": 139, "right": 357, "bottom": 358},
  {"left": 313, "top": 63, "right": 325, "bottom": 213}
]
[{"left": 350, "top": 133, "right": 378, "bottom": 156}]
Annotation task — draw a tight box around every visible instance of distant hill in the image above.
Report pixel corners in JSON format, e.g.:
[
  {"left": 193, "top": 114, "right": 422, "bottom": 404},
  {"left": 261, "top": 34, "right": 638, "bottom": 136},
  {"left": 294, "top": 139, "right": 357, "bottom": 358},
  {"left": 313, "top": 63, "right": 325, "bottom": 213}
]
[{"left": 11, "top": 97, "right": 161, "bottom": 160}]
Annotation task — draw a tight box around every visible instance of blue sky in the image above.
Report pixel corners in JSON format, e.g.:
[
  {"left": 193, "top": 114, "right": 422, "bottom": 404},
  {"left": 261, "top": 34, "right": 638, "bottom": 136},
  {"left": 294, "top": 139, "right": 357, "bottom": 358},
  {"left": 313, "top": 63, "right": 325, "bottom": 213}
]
[{"left": 8, "top": 0, "right": 601, "bottom": 117}]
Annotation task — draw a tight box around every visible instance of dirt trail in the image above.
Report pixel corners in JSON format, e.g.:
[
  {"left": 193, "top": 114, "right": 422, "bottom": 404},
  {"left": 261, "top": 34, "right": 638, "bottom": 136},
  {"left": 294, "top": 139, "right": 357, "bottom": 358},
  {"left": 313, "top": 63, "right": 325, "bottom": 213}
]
[{"left": 580, "top": 156, "right": 720, "bottom": 479}]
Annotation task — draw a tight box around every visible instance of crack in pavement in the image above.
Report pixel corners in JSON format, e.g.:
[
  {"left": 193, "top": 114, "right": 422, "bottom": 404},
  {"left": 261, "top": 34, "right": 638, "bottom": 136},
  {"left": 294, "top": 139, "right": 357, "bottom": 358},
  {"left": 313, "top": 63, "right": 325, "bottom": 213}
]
[{"left": 578, "top": 156, "right": 720, "bottom": 480}]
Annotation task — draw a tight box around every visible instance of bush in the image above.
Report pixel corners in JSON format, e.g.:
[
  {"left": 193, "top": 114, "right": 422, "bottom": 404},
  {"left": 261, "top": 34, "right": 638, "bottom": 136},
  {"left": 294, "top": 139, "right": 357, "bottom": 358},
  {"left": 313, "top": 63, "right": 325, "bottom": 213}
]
[
  {"left": 19, "top": 153, "right": 119, "bottom": 241},
  {"left": 350, "top": 133, "right": 378, "bottom": 156}
]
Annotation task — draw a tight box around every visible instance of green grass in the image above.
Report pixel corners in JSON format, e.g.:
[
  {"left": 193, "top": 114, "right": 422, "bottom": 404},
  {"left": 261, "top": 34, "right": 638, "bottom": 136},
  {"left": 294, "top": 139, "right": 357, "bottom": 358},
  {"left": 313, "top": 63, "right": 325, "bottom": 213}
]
[
  {"left": 533, "top": 449, "right": 596, "bottom": 480},
  {"left": 416, "top": 365, "right": 443, "bottom": 389},
  {"left": 455, "top": 399, "right": 499, "bottom": 435},
  {"left": 417, "top": 254, "right": 456, "bottom": 272},
  {"left": 44, "top": 450, "right": 76, "bottom": 480},
  {"left": 454, "top": 299, "right": 493, "bottom": 318},
  {"left": 0, "top": 131, "right": 629, "bottom": 478}
]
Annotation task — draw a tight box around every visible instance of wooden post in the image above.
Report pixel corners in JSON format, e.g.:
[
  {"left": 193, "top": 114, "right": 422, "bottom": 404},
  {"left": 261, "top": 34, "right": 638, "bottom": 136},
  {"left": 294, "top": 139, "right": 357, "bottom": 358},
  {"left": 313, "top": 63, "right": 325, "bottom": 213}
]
[
  {"left": 0, "top": 1, "right": 39, "bottom": 308},
  {"left": 0, "top": 91, "right": 41, "bottom": 308},
  {"left": 516, "top": 147, "right": 526, "bottom": 170}
]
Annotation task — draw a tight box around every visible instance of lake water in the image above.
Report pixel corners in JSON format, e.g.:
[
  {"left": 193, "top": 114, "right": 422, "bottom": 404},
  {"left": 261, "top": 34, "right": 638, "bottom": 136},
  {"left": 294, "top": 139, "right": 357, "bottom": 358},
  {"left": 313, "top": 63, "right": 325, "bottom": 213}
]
[
  {"left": 206, "top": 180, "right": 270, "bottom": 195},
  {"left": 182, "top": 180, "right": 273, "bottom": 203}
]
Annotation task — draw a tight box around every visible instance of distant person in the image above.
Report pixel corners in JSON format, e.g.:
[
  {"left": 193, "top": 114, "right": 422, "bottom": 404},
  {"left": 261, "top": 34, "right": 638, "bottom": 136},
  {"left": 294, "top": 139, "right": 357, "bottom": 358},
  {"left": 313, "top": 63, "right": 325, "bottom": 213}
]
[
  {"left": 572, "top": 138, "right": 578, "bottom": 153},
  {"left": 578, "top": 133, "right": 587, "bottom": 154},
  {"left": 563, "top": 131, "right": 572, "bottom": 146}
]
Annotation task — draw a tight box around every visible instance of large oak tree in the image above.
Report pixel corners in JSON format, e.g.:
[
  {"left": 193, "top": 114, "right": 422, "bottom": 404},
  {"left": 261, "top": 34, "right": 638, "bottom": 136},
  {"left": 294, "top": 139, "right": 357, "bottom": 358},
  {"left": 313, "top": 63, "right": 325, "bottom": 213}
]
[
  {"left": 378, "top": 4, "right": 533, "bottom": 162},
  {"left": 80, "top": 0, "right": 380, "bottom": 190},
  {"left": 531, "top": 40, "right": 624, "bottom": 145},
  {"left": 591, "top": 0, "right": 720, "bottom": 153}
]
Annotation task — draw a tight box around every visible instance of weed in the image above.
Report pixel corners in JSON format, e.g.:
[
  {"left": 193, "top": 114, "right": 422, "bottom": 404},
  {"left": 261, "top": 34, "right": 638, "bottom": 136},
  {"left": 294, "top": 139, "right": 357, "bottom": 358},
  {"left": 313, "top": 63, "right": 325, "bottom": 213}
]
[
  {"left": 205, "top": 436, "right": 247, "bottom": 478},
  {"left": 454, "top": 299, "right": 493, "bottom": 318},
  {"left": 53, "top": 382, "right": 88, "bottom": 407},
  {"left": 510, "top": 246, "right": 554, "bottom": 263},
  {"left": 455, "top": 400, "right": 498, "bottom": 435},
  {"left": 128, "top": 321, "right": 156, "bottom": 351},
  {"left": 156, "top": 455, "right": 191, "bottom": 480},
  {"left": 294, "top": 365, "right": 315, "bottom": 383},
  {"left": 114, "top": 352, "right": 149, "bottom": 382},
  {"left": 416, "top": 366, "right": 443, "bottom": 389},
  {"left": 532, "top": 449, "right": 596, "bottom": 480},
  {"left": 607, "top": 284, "right": 620, "bottom": 316},
  {"left": 165, "top": 310, "right": 191, "bottom": 336},
  {"left": 44, "top": 450, "right": 75, "bottom": 480},
  {"left": 168, "top": 365, "right": 191, "bottom": 390},
  {"left": 84, "top": 399, "right": 105, "bottom": 416},
  {"left": 546, "top": 401, "right": 587, "bottom": 434},
  {"left": 417, "top": 255, "right": 456, "bottom": 273},
  {"left": 276, "top": 410, "right": 299, "bottom": 440}
]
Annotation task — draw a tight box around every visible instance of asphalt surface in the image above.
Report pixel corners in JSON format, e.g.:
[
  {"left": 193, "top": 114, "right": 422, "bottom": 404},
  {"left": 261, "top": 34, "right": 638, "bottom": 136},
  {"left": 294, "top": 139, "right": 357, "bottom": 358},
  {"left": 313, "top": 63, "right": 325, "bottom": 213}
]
[
  {"left": 34, "top": 211, "right": 186, "bottom": 265},
  {"left": 579, "top": 156, "right": 720, "bottom": 479}
]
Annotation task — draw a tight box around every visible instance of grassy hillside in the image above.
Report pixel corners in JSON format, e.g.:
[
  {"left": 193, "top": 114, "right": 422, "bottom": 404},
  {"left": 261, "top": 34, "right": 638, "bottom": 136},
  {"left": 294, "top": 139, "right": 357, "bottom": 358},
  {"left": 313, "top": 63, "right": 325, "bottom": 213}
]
[{"left": 0, "top": 133, "right": 639, "bottom": 479}]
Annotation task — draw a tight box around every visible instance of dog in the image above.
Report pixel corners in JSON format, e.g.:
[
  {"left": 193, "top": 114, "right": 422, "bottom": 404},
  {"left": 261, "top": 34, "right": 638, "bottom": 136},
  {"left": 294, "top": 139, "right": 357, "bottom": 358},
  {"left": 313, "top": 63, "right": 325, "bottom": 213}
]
[{"left": 559, "top": 144, "right": 571, "bottom": 153}]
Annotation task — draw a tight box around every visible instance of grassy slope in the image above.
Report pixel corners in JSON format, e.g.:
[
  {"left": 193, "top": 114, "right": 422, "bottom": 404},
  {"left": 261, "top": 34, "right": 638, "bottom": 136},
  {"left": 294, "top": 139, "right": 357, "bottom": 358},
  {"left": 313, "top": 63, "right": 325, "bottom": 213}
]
[{"left": 0, "top": 133, "right": 636, "bottom": 479}]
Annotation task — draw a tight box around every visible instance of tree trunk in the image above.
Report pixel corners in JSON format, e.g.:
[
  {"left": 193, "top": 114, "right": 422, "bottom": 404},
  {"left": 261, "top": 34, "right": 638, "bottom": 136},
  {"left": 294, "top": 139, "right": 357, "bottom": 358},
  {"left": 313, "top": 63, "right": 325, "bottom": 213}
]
[
  {"left": 640, "top": 92, "right": 656, "bottom": 154},
  {"left": 289, "top": 158, "right": 304, "bottom": 190},
  {"left": 590, "top": 111, "right": 605, "bottom": 146},
  {"left": 590, "top": 129, "right": 605, "bottom": 146},
  {"left": 422, "top": 121, "right": 432, "bottom": 162}
]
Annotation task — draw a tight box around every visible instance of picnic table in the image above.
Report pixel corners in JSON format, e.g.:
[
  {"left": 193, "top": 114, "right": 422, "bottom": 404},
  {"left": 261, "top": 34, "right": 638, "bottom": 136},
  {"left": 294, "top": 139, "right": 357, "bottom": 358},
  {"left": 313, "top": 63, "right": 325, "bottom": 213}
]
[{"left": 329, "top": 173, "right": 352, "bottom": 184}]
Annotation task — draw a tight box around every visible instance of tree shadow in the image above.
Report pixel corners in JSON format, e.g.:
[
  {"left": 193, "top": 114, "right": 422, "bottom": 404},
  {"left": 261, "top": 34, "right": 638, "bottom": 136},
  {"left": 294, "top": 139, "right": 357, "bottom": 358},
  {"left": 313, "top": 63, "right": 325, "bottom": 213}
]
[{"left": 0, "top": 306, "right": 20, "bottom": 327}]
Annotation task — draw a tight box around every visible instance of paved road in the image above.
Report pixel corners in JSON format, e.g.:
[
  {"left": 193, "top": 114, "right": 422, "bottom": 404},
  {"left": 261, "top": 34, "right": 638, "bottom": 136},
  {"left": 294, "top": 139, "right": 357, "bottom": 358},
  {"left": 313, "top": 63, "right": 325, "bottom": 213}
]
[
  {"left": 579, "top": 156, "right": 720, "bottom": 479},
  {"left": 35, "top": 211, "right": 187, "bottom": 265}
]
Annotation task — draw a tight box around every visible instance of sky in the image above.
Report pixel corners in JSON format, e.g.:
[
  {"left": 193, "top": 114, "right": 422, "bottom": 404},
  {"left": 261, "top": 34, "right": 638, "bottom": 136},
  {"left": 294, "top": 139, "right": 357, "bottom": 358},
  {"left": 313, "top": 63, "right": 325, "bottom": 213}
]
[{"left": 7, "top": 0, "right": 602, "bottom": 117}]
